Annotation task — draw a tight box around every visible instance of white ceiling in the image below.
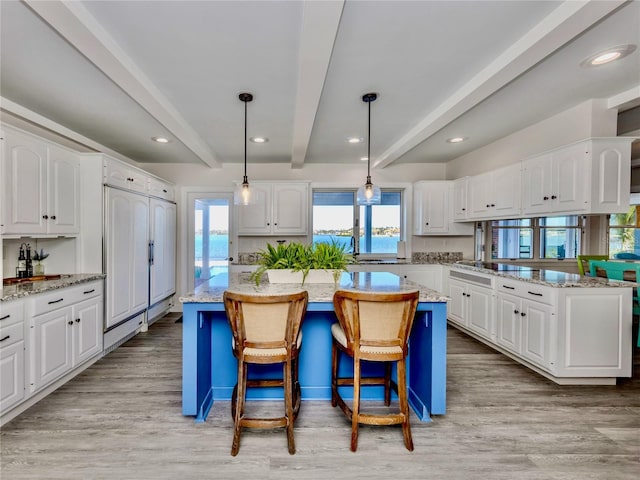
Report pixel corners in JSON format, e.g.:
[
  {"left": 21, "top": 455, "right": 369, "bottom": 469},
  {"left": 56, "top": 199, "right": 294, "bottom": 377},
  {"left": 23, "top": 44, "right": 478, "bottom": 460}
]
[{"left": 1, "top": 0, "right": 639, "bottom": 169}]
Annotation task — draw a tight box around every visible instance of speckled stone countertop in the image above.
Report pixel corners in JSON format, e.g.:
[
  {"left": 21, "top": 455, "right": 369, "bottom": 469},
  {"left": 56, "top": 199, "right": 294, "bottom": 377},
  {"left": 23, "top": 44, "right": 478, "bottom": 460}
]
[
  {"left": 1, "top": 274, "right": 106, "bottom": 302},
  {"left": 180, "top": 271, "right": 448, "bottom": 303},
  {"left": 451, "top": 262, "right": 635, "bottom": 288}
]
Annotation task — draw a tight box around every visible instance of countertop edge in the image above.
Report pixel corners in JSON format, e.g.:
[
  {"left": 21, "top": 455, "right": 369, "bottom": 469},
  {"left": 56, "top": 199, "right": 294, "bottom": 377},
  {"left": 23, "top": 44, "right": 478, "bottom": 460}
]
[{"left": 1, "top": 274, "right": 106, "bottom": 302}]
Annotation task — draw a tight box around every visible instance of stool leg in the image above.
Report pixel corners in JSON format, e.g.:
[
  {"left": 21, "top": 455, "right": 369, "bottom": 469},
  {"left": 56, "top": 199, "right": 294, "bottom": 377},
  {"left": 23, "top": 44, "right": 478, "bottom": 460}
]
[
  {"left": 350, "top": 357, "right": 361, "bottom": 452},
  {"left": 231, "top": 360, "right": 247, "bottom": 456},
  {"left": 397, "top": 358, "right": 414, "bottom": 451},
  {"left": 331, "top": 341, "right": 339, "bottom": 408},
  {"left": 384, "top": 362, "right": 392, "bottom": 406},
  {"left": 284, "top": 360, "right": 296, "bottom": 454}
]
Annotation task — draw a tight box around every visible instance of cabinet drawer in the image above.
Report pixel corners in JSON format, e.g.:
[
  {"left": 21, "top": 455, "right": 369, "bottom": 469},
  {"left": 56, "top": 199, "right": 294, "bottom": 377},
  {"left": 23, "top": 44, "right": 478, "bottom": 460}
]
[
  {"left": 0, "top": 301, "right": 24, "bottom": 326},
  {"left": 496, "top": 280, "right": 554, "bottom": 305},
  {"left": 148, "top": 177, "right": 175, "bottom": 201},
  {"left": 32, "top": 281, "right": 102, "bottom": 316},
  {"left": 0, "top": 320, "right": 24, "bottom": 347}
]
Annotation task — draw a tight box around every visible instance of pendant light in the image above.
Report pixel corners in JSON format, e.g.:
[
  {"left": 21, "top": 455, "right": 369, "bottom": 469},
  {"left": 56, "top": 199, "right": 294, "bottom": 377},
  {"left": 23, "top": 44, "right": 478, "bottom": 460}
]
[
  {"left": 357, "top": 92, "right": 381, "bottom": 205},
  {"left": 234, "top": 92, "right": 254, "bottom": 205}
]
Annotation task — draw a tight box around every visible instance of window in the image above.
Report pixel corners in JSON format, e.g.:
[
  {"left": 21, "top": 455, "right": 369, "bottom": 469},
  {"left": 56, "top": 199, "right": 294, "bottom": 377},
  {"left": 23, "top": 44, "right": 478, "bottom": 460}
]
[
  {"left": 609, "top": 207, "right": 640, "bottom": 259},
  {"left": 312, "top": 190, "right": 402, "bottom": 256},
  {"left": 491, "top": 216, "right": 582, "bottom": 260}
]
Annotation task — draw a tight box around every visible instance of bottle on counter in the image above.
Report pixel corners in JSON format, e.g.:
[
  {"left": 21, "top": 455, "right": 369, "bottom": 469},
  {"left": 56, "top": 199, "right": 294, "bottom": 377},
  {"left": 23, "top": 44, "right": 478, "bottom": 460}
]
[
  {"left": 17, "top": 244, "right": 27, "bottom": 278},
  {"left": 25, "top": 244, "right": 33, "bottom": 278}
]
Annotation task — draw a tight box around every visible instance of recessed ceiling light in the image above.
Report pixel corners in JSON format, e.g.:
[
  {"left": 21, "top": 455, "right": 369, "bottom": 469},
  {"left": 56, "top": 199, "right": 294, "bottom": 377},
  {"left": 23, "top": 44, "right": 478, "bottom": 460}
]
[
  {"left": 347, "top": 137, "right": 363, "bottom": 144},
  {"left": 152, "top": 136, "right": 170, "bottom": 143},
  {"left": 446, "top": 137, "right": 466, "bottom": 143},
  {"left": 250, "top": 136, "right": 268, "bottom": 143},
  {"left": 360, "top": 156, "right": 368, "bottom": 161},
  {"left": 580, "top": 44, "right": 636, "bottom": 67}
]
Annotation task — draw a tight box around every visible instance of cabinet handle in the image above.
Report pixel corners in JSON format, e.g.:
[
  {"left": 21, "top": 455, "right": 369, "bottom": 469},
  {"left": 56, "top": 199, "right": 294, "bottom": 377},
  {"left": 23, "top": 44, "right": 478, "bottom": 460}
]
[
  {"left": 0, "top": 335, "right": 10, "bottom": 342},
  {"left": 543, "top": 196, "right": 549, "bottom": 201},
  {"left": 68, "top": 320, "right": 74, "bottom": 325},
  {"left": 486, "top": 204, "right": 490, "bottom": 208},
  {"left": 0, "top": 314, "right": 10, "bottom": 320},
  {"left": 551, "top": 195, "right": 557, "bottom": 200},
  {"left": 162, "top": 189, "right": 167, "bottom": 193},
  {"left": 490, "top": 204, "right": 495, "bottom": 207},
  {"left": 502, "top": 285, "right": 515, "bottom": 290},
  {"left": 51, "top": 215, "right": 56, "bottom": 220},
  {"left": 462, "top": 208, "right": 466, "bottom": 211},
  {"left": 514, "top": 310, "right": 519, "bottom": 314},
  {"left": 48, "top": 298, "right": 64, "bottom": 304},
  {"left": 267, "top": 223, "right": 270, "bottom": 226},
  {"left": 527, "top": 291, "right": 543, "bottom": 297},
  {"left": 75, "top": 318, "right": 81, "bottom": 323},
  {"left": 521, "top": 312, "right": 526, "bottom": 317},
  {"left": 83, "top": 289, "right": 95, "bottom": 294},
  {"left": 274, "top": 223, "right": 278, "bottom": 226},
  {"left": 42, "top": 215, "right": 49, "bottom": 219}
]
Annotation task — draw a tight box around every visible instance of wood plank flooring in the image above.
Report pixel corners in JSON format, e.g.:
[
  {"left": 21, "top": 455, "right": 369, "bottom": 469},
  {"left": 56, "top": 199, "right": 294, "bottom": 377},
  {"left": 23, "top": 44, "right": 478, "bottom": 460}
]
[{"left": 1, "top": 313, "right": 639, "bottom": 479}]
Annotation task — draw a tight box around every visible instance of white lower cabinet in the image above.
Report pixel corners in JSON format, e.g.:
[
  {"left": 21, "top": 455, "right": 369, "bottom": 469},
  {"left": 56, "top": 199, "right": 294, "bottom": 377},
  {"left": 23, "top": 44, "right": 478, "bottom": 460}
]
[
  {"left": 0, "top": 301, "right": 25, "bottom": 414},
  {"left": 453, "top": 268, "right": 632, "bottom": 384},
  {"left": 30, "top": 281, "right": 103, "bottom": 393},
  {"left": 447, "top": 271, "right": 494, "bottom": 341}
]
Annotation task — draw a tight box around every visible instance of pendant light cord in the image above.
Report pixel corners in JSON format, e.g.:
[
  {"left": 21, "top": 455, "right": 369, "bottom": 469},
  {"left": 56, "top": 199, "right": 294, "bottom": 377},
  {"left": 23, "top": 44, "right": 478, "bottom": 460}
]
[
  {"left": 244, "top": 98, "right": 248, "bottom": 182},
  {"left": 367, "top": 97, "right": 371, "bottom": 178}
]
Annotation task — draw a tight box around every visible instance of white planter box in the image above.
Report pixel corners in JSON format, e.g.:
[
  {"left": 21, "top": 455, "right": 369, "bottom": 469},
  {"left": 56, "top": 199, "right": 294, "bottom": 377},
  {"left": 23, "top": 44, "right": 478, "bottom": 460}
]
[{"left": 267, "top": 269, "right": 340, "bottom": 284}]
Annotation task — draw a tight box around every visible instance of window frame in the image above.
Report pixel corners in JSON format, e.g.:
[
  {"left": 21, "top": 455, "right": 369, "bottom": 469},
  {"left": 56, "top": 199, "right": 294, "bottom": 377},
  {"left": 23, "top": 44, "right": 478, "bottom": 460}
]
[{"left": 312, "top": 188, "right": 404, "bottom": 258}]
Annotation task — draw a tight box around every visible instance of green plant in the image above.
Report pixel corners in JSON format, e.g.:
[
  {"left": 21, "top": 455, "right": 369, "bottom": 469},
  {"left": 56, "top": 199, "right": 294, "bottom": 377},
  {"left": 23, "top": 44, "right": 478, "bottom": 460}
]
[{"left": 249, "top": 241, "right": 353, "bottom": 285}]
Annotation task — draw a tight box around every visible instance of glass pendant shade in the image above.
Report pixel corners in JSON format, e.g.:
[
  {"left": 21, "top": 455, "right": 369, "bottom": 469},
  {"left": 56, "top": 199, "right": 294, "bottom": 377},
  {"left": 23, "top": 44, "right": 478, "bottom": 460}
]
[{"left": 357, "top": 177, "right": 382, "bottom": 205}]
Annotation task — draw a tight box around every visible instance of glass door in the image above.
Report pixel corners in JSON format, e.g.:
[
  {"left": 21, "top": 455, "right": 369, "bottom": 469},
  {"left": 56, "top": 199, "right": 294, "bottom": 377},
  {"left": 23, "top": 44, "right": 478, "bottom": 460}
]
[{"left": 188, "top": 192, "right": 233, "bottom": 290}]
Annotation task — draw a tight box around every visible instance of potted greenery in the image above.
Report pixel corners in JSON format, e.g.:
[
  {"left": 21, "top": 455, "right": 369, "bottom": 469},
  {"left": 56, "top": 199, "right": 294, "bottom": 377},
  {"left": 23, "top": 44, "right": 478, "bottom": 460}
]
[{"left": 250, "top": 241, "right": 353, "bottom": 285}]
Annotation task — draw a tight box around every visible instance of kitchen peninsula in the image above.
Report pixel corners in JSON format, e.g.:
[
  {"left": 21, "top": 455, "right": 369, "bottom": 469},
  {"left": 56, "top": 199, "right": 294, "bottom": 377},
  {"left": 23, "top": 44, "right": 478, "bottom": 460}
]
[{"left": 179, "top": 271, "right": 448, "bottom": 423}]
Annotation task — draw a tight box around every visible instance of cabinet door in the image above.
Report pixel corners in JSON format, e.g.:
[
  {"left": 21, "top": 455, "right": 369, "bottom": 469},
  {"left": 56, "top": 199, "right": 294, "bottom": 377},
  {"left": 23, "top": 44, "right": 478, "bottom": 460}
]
[
  {"left": 590, "top": 140, "right": 631, "bottom": 214},
  {"left": 149, "top": 199, "right": 177, "bottom": 305},
  {"left": 467, "top": 173, "right": 492, "bottom": 218},
  {"left": 404, "top": 266, "right": 443, "bottom": 292},
  {"left": 31, "top": 308, "right": 73, "bottom": 392},
  {"left": 47, "top": 145, "right": 80, "bottom": 234},
  {"left": 448, "top": 279, "right": 466, "bottom": 325},
  {"left": 496, "top": 293, "right": 521, "bottom": 354},
  {"left": 520, "top": 300, "right": 553, "bottom": 371},
  {"left": 72, "top": 297, "right": 103, "bottom": 366},
  {"left": 522, "top": 153, "right": 553, "bottom": 215},
  {"left": 0, "top": 340, "right": 25, "bottom": 413},
  {"left": 105, "top": 189, "right": 149, "bottom": 329},
  {"left": 1, "top": 129, "right": 47, "bottom": 234},
  {"left": 452, "top": 178, "right": 468, "bottom": 221},
  {"left": 492, "top": 164, "right": 521, "bottom": 217},
  {"left": 272, "top": 184, "right": 308, "bottom": 235},
  {"left": 104, "top": 158, "right": 148, "bottom": 194},
  {"left": 467, "top": 285, "right": 493, "bottom": 340},
  {"left": 553, "top": 144, "right": 588, "bottom": 213},
  {"left": 237, "top": 184, "right": 272, "bottom": 234},
  {"left": 414, "top": 182, "right": 449, "bottom": 234}
]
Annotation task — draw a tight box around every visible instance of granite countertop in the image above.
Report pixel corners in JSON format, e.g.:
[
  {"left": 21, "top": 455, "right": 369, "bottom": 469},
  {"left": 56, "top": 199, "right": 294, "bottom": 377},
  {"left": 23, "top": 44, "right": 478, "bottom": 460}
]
[
  {"left": 451, "top": 262, "right": 636, "bottom": 288},
  {"left": 1, "top": 274, "right": 106, "bottom": 302},
  {"left": 180, "top": 271, "right": 448, "bottom": 304}
]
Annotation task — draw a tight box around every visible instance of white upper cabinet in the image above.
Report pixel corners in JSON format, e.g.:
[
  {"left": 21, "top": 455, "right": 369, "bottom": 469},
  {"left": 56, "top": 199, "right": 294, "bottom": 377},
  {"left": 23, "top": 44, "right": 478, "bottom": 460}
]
[
  {"left": 452, "top": 177, "right": 469, "bottom": 221},
  {"left": 468, "top": 163, "right": 521, "bottom": 220},
  {"left": 1, "top": 127, "right": 80, "bottom": 235},
  {"left": 413, "top": 181, "right": 474, "bottom": 236},
  {"left": 522, "top": 138, "right": 632, "bottom": 216},
  {"left": 103, "top": 156, "right": 147, "bottom": 194},
  {"left": 237, "top": 182, "right": 309, "bottom": 235}
]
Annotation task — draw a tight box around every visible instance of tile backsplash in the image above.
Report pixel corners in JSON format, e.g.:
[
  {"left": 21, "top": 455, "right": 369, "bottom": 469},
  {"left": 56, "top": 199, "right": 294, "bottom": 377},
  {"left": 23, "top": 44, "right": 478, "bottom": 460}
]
[{"left": 412, "top": 251, "right": 463, "bottom": 264}]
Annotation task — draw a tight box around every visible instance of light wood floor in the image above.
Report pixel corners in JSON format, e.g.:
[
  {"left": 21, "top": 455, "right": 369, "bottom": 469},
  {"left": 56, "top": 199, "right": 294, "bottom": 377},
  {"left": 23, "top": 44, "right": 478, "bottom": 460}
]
[{"left": 1, "top": 312, "right": 639, "bottom": 480}]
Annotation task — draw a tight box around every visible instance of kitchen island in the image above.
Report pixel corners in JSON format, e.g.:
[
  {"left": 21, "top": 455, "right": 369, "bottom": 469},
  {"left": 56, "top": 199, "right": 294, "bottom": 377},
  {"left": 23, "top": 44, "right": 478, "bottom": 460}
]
[{"left": 179, "top": 271, "right": 448, "bottom": 423}]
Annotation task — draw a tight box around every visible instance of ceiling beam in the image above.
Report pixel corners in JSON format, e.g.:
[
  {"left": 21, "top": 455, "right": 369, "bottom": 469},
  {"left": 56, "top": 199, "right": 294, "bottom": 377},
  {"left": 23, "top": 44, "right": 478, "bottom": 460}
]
[
  {"left": 290, "top": 0, "right": 344, "bottom": 169},
  {"left": 373, "top": 0, "right": 627, "bottom": 169},
  {"left": 24, "top": 0, "right": 221, "bottom": 168}
]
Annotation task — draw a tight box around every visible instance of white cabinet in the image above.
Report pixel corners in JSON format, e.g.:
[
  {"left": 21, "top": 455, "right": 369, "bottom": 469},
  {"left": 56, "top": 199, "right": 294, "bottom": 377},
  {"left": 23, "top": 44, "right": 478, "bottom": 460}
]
[
  {"left": 413, "top": 181, "right": 473, "bottom": 235},
  {"left": 148, "top": 177, "right": 175, "bottom": 201},
  {"left": 1, "top": 127, "right": 80, "bottom": 235},
  {"left": 468, "top": 163, "right": 521, "bottom": 220},
  {"left": 0, "top": 301, "right": 25, "bottom": 414},
  {"left": 237, "top": 182, "right": 309, "bottom": 235},
  {"left": 403, "top": 265, "right": 443, "bottom": 292},
  {"left": 30, "top": 281, "right": 103, "bottom": 393},
  {"left": 105, "top": 188, "right": 150, "bottom": 330},
  {"left": 522, "top": 138, "right": 632, "bottom": 216},
  {"left": 149, "top": 198, "right": 177, "bottom": 306},
  {"left": 103, "top": 156, "right": 147, "bottom": 194},
  {"left": 496, "top": 280, "right": 554, "bottom": 371},
  {"left": 447, "top": 270, "right": 494, "bottom": 340},
  {"left": 452, "top": 177, "right": 469, "bottom": 221}
]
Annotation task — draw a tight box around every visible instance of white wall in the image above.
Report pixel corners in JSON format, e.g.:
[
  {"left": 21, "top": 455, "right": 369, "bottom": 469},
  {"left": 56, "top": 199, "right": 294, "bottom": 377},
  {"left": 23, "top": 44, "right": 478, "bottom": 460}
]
[{"left": 445, "top": 99, "right": 618, "bottom": 179}]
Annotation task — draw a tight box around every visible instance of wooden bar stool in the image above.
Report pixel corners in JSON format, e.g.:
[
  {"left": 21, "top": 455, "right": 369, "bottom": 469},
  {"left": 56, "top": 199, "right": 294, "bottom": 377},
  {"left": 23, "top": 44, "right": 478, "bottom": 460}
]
[
  {"left": 223, "top": 290, "right": 308, "bottom": 456},
  {"left": 331, "top": 289, "right": 419, "bottom": 452}
]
